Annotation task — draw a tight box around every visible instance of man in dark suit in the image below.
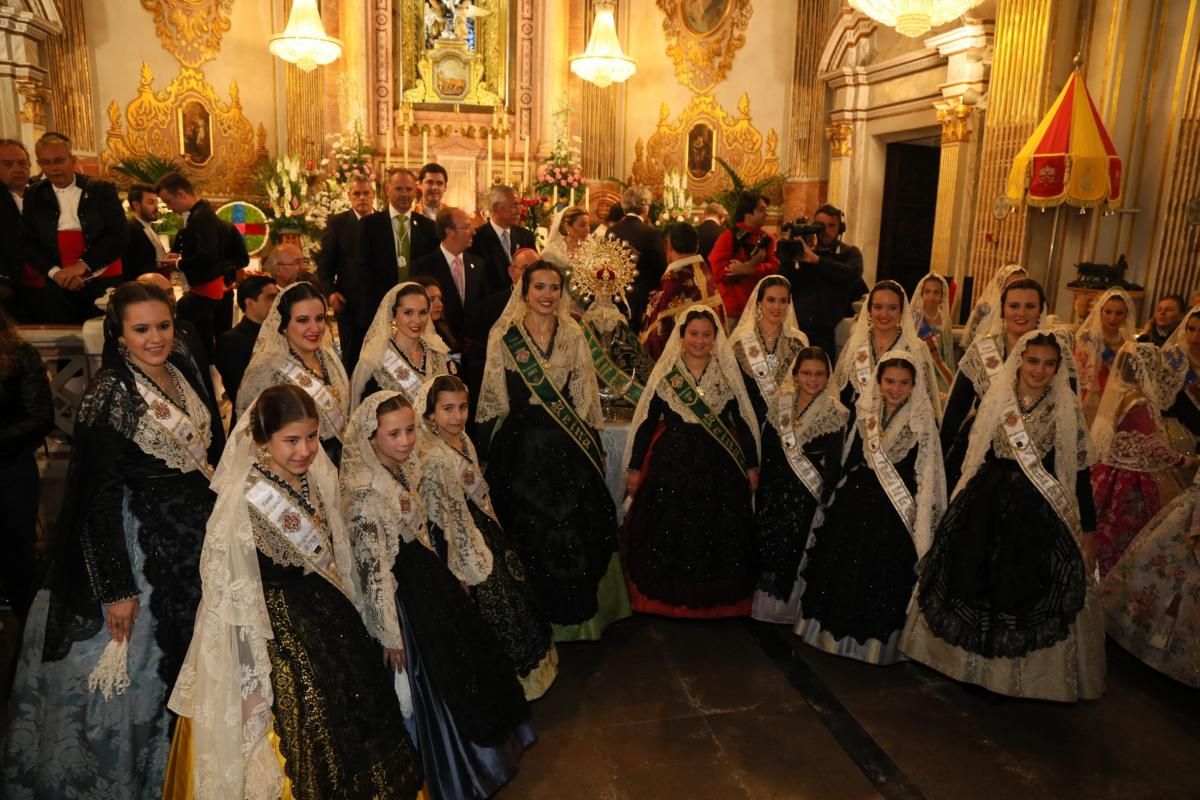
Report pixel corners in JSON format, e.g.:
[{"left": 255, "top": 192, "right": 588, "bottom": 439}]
[
  {"left": 156, "top": 171, "right": 243, "bottom": 356},
  {"left": 21, "top": 132, "right": 128, "bottom": 323},
  {"left": 696, "top": 201, "right": 727, "bottom": 261},
  {"left": 606, "top": 184, "right": 667, "bottom": 327},
  {"left": 411, "top": 206, "right": 487, "bottom": 343},
  {"left": 215, "top": 274, "right": 278, "bottom": 407},
  {"left": 355, "top": 167, "right": 437, "bottom": 338},
  {"left": 317, "top": 176, "right": 375, "bottom": 372},
  {"left": 123, "top": 183, "right": 169, "bottom": 281},
  {"left": 0, "top": 138, "right": 30, "bottom": 317},
  {"left": 469, "top": 184, "right": 535, "bottom": 291}
]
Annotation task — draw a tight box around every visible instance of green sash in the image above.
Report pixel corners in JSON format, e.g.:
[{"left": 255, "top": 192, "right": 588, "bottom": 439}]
[
  {"left": 662, "top": 364, "right": 748, "bottom": 474},
  {"left": 580, "top": 322, "right": 644, "bottom": 404},
  {"left": 502, "top": 324, "right": 605, "bottom": 476}
]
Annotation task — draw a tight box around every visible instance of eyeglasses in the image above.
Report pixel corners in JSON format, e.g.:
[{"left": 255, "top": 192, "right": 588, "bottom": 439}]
[{"left": 278, "top": 257, "right": 311, "bottom": 267}]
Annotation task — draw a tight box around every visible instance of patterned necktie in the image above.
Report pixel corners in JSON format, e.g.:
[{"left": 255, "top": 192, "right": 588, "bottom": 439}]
[
  {"left": 393, "top": 214, "right": 411, "bottom": 280},
  {"left": 451, "top": 254, "right": 465, "bottom": 299},
  {"left": 500, "top": 228, "right": 512, "bottom": 264}
]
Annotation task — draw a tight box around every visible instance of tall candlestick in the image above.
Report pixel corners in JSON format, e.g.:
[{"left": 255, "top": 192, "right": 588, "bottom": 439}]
[
  {"left": 504, "top": 130, "right": 511, "bottom": 185},
  {"left": 385, "top": 108, "right": 393, "bottom": 168},
  {"left": 402, "top": 104, "right": 409, "bottom": 167},
  {"left": 486, "top": 131, "right": 493, "bottom": 186},
  {"left": 422, "top": 129, "right": 429, "bottom": 165},
  {"left": 522, "top": 136, "right": 530, "bottom": 190},
  {"left": 585, "top": 185, "right": 591, "bottom": 211},
  {"left": 552, "top": 184, "right": 558, "bottom": 208}
]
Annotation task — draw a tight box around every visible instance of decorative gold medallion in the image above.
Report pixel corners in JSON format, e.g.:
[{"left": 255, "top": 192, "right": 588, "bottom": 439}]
[
  {"left": 152, "top": 401, "right": 171, "bottom": 420},
  {"left": 281, "top": 512, "right": 301, "bottom": 533}
]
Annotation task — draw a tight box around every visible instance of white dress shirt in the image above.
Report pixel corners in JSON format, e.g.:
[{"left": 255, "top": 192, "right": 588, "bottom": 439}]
[{"left": 53, "top": 182, "right": 83, "bottom": 231}]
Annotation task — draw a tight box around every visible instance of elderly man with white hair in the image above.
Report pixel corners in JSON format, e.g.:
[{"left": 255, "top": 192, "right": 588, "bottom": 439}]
[{"left": 469, "top": 184, "right": 536, "bottom": 292}]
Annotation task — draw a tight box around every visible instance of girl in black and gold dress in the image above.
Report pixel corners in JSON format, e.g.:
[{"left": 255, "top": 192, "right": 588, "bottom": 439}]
[{"left": 170, "top": 385, "right": 421, "bottom": 799}]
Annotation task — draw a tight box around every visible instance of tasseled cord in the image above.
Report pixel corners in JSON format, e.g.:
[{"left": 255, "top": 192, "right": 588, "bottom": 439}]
[{"left": 88, "top": 639, "right": 131, "bottom": 700}]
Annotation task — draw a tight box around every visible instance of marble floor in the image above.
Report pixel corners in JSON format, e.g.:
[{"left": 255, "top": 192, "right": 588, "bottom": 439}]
[{"left": 502, "top": 617, "right": 1200, "bottom": 800}]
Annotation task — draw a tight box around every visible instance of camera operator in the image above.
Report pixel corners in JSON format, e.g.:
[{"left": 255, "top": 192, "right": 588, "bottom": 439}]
[
  {"left": 777, "top": 203, "right": 865, "bottom": 356},
  {"left": 708, "top": 193, "right": 779, "bottom": 326}
]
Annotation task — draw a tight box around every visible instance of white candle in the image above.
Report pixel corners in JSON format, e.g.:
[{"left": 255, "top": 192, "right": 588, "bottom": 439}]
[
  {"left": 504, "top": 132, "right": 511, "bottom": 185},
  {"left": 385, "top": 108, "right": 393, "bottom": 168},
  {"left": 422, "top": 129, "right": 429, "bottom": 164},
  {"left": 553, "top": 184, "right": 558, "bottom": 207},
  {"left": 522, "top": 136, "right": 530, "bottom": 189},
  {"left": 486, "top": 131, "right": 493, "bottom": 186},
  {"left": 402, "top": 105, "right": 409, "bottom": 167},
  {"left": 585, "top": 185, "right": 591, "bottom": 211}
]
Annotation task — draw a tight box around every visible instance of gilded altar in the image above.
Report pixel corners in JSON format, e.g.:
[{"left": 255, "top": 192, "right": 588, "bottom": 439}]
[{"left": 398, "top": 0, "right": 509, "bottom": 107}]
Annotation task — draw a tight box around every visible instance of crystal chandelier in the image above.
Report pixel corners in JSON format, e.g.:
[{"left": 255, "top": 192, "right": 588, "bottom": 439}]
[
  {"left": 849, "top": 0, "right": 984, "bottom": 38},
  {"left": 570, "top": 1, "right": 636, "bottom": 88},
  {"left": 269, "top": 0, "right": 343, "bottom": 72}
]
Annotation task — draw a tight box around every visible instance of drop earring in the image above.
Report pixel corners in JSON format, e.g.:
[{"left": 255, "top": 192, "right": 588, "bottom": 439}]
[
  {"left": 390, "top": 320, "right": 398, "bottom": 336},
  {"left": 755, "top": 306, "right": 763, "bottom": 321}
]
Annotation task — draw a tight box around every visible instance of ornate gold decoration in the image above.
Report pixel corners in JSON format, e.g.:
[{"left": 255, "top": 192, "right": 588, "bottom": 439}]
[
  {"left": 396, "top": 0, "right": 508, "bottom": 107},
  {"left": 139, "top": 0, "right": 235, "bottom": 68},
  {"left": 45, "top": 0, "right": 95, "bottom": 149},
  {"left": 630, "top": 93, "right": 778, "bottom": 198},
  {"left": 657, "top": 0, "right": 754, "bottom": 94},
  {"left": 102, "top": 64, "right": 260, "bottom": 196},
  {"left": 569, "top": 234, "right": 638, "bottom": 302},
  {"left": 825, "top": 122, "right": 853, "bottom": 158},
  {"left": 404, "top": 40, "right": 501, "bottom": 105},
  {"left": 16, "top": 82, "right": 49, "bottom": 126},
  {"left": 936, "top": 101, "right": 974, "bottom": 144}
]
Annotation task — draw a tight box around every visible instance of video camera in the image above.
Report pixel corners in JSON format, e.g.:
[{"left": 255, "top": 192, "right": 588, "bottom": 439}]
[{"left": 776, "top": 217, "right": 825, "bottom": 262}]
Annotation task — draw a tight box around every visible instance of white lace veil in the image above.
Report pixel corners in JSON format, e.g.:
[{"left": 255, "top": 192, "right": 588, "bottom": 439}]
[
  {"left": 913, "top": 273, "right": 953, "bottom": 344},
  {"left": 853, "top": 349, "right": 946, "bottom": 558},
  {"left": 476, "top": 274, "right": 602, "bottom": 426},
  {"left": 963, "top": 262, "right": 1026, "bottom": 348},
  {"left": 349, "top": 282, "right": 450, "bottom": 408},
  {"left": 768, "top": 348, "right": 849, "bottom": 446},
  {"left": 1160, "top": 305, "right": 1200, "bottom": 405},
  {"left": 237, "top": 280, "right": 351, "bottom": 420},
  {"left": 831, "top": 280, "right": 941, "bottom": 415},
  {"left": 1089, "top": 340, "right": 1180, "bottom": 464},
  {"left": 730, "top": 275, "right": 806, "bottom": 348},
  {"left": 1074, "top": 286, "right": 1138, "bottom": 395},
  {"left": 956, "top": 329, "right": 1094, "bottom": 511},
  {"left": 168, "top": 400, "right": 354, "bottom": 800},
  {"left": 623, "top": 304, "right": 760, "bottom": 472}
]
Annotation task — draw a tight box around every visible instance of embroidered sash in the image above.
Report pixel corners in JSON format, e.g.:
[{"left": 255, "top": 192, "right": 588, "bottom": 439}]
[
  {"left": 132, "top": 376, "right": 212, "bottom": 478},
  {"left": 581, "top": 322, "right": 644, "bottom": 404},
  {"left": 997, "top": 406, "right": 1084, "bottom": 539},
  {"left": 452, "top": 443, "right": 498, "bottom": 523},
  {"left": 663, "top": 364, "right": 748, "bottom": 474},
  {"left": 381, "top": 344, "right": 426, "bottom": 401},
  {"left": 246, "top": 476, "right": 348, "bottom": 594},
  {"left": 852, "top": 343, "right": 874, "bottom": 395},
  {"left": 775, "top": 400, "right": 824, "bottom": 500},
  {"left": 278, "top": 359, "right": 346, "bottom": 438},
  {"left": 502, "top": 324, "right": 605, "bottom": 475},
  {"left": 861, "top": 416, "right": 917, "bottom": 535},
  {"left": 974, "top": 335, "right": 1007, "bottom": 391}
]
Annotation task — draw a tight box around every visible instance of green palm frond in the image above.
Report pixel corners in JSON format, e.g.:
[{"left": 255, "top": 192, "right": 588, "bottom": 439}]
[{"left": 109, "top": 154, "right": 187, "bottom": 186}]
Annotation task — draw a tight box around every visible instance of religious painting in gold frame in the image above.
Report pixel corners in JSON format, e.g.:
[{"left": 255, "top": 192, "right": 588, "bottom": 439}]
[
  {"left": 686, "top": 121, "right": 715, "bottom": 179},
  {"left": 658, "top": 0, "right": 753, "bottom": 94},
  {"left": 178, "top": 99, "right": 213, "bottom": 167},
  {"left": 395, "top": 0, "right": 512, "bottom": 108}
]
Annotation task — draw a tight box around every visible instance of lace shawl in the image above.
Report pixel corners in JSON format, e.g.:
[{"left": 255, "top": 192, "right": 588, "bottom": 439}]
[
  {"left": 623, "top": 304, "right": 761, "bottom": 471},
  {"left": 962, "top": 262, "right": 1025, "bottom": 348},
  {"left": 1160, "top": 306, "right": 1200, "bottom": 412},
  {"left": 853, "top": 349, "right": 947, "bottom": 557},
  {"left": 1074, "top": 286, "right": 1138, "bottom": 395},
  {"left": 767, "top": 377, "right": 850, "bottom": 448},
  {"left": 340, "top": 390, "right": 433, "bottom": 651},
  {"left": 131, "top": 361, "right": 213, "bottom": 474},
  {"left": 169, "top": 408, "right": 357, "bottom": 800},
  {"left": 957, "top": 329, "right": 1095, "bottom": 517},
  {"left": 476, "top": 285, "right": 603, "bottom": 427},
  {"left": 349, "top": 281, "right": 451, "bottom": 407}
]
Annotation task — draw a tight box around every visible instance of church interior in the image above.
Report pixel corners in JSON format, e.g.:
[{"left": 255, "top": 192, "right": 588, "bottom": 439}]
[{"left": 2, "top": 0, "right": 1200, "bottom": 798}]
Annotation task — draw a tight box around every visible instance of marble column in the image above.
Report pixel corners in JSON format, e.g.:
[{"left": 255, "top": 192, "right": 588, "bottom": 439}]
[{"left": 0, "top": 2, "right": 62, "bottom": 148}]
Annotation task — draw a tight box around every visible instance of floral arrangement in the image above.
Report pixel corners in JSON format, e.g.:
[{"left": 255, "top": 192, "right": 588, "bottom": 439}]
[
  {"left": 304, "top": 178, "right": 352, "bottom": 237},
  {"left": 322, "top": 125, "right": 377, "bottom": 187},
  {"left": 535, "top": 98, "right": 586, "bottom": 204},
  {"left": 258, "top": 155, "right": 309, "bottom": 219},
  {"left": 655, "top": 169, "right": 696, "bottom": 231}
]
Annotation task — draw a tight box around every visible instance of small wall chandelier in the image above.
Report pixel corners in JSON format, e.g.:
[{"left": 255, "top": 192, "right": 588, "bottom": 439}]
[
  {"left": 849, "top": 0, "right": 984, "bottom": 38},
  {"left": 570, "top": 1, "right": 636, "bottom": 88},
  {"left": 270, "top": 0, "right": 343, "bottom": 72}
]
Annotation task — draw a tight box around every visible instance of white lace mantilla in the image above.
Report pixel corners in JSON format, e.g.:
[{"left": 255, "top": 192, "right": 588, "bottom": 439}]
[
  {"left": 771, "top": 392, "right": 849, "bottom": 448},
  {"left": 416, "top": 434, "right": 495, "bottom": 587},
  {"left": 956, "top": 334, "right": 1006, "bottom": 394},
  {"left": 656, "top": 357, "right": 738, "bottom": 425},
  {"left": 482, "top": 321, "right": 603, "bottom": 428},
  {"left": 131, "top": 363, "right": 212, "bottom": 473}
]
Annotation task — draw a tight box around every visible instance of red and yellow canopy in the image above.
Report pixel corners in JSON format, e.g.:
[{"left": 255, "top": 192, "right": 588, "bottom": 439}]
[{"left": 1005, "top": 70, "right": 1122, "bottom": 209}]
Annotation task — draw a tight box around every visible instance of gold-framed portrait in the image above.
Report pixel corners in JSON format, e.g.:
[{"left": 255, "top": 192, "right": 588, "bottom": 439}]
[
  {"left": 687, "top": 121, "right": 715, "bottom": 178},
  {"left": 178, "top": 99, "right": 212, "bottom": 166},
  {"left": 658, "top": 0, "right": 753, "bottom": 94}
]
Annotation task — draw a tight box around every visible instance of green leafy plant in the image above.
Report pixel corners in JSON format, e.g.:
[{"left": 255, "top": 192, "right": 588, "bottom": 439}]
[
  {"left": 110, "top": 155, "right": 187, "bottom": 186},
  {"left": 707, "top": 156, "right": 786, "bottom": 223}
]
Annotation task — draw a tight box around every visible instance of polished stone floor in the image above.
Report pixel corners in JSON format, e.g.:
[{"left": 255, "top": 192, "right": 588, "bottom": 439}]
[{"left": 503, "top": 617, "right": 1200, "bottom": 800}]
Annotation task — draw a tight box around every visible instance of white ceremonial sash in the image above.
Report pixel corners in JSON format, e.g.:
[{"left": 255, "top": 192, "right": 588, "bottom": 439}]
[
  {"left": 998, "top": 405, "right": 1084, "bottom": 540},
  {"left": 454, "top": 445, "right": 499, "bottom": 523},
  {"left": 279, "top": 359, "right": 346, "bottom": 438},
  {"left": 133, "top": 377, "right": 212, "bottom": 478},
  {"left": 852, "top": 343, "right": 873, "bottom": 395},
  {"left": 739, "top": 330, "right": 782, "bottom": 400},
  {"left": 382, "top": 345, "right": 426, "bottom": 401},
  {"left": 776, "top": 401, "right": 824, "bottom": 501},
  {"left": 861, "top": 417, "right": 917, "bottom": 536},
  {"left": 246, "top": 476, "right": 348, "bottom": 594},
  {"left": 974, "top": 335, "right": 1007, "bottom": 391}
]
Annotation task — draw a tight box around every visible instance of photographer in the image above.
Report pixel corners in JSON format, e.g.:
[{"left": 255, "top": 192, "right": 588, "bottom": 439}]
[
  {"left": 708, "top": 193, "right": 779, "bottom": 325},
  {"left": 777, "top": 204, "right": 865, "bottom": 356}
]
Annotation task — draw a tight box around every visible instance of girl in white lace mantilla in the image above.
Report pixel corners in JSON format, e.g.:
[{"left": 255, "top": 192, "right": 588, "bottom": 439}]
[
  {"left": 1160, "top": 305, "right": 1200, "bottom": 447},
  {"left": 349, "top": 281, "right": 452, "bottom": 408},
  {"left": 342, "top": 389, "right": 534, "bottom": 797},
  {"left": 414, "top": 375, "right": 560, "bottom": 700},
  {"left": 913, "top": 272, "right": 956, "bottom": 395},
  {"left": 623, "top": 304, "right": 762, "bottom": 618},
  {"left": 961, "top": 262, "right": 1026, "bottom": 351},
  {"left": 831, "top": 279, "right": 942, "bottom": 419},
  {"left": 237, "top": 281, "right": 351, "bottom": 465},
  {"left": 169, "top": 386, "right": 421, "bottom": 799},
  {"left": 730, "top": 275, "right": 809, "bottom": 428},
  {"left": 904, "top": 330, "right": 1105, "bottom": 702},
  {"left": 476, "top": 261, "right": 627, "bottom": 640},
  {"left": 796, "top": 349, "right": 946, "bottom": 665},
  {"left": 1075, "top": 286, "right": 1139, "bottom": 424}
]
